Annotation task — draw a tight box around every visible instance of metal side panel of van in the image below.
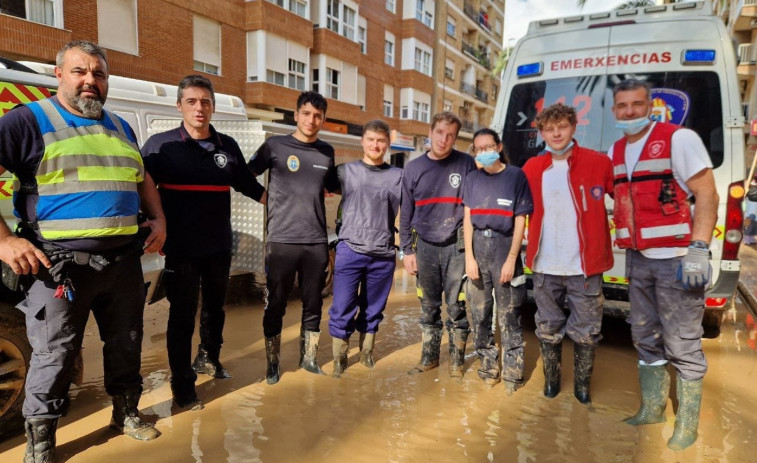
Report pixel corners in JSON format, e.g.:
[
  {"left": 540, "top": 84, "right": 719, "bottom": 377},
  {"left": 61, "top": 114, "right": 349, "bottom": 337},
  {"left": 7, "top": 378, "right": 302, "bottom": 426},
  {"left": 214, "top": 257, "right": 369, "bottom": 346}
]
[{"left": 492, "top": 2, "right": 744, "bottom": 327}]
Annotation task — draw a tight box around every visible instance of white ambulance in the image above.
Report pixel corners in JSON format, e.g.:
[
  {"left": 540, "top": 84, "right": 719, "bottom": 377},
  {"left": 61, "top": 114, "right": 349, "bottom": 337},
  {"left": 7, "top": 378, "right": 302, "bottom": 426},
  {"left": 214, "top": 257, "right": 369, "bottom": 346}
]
[{"left": 491, "top": 0, "right": 745, "bottom": 336}]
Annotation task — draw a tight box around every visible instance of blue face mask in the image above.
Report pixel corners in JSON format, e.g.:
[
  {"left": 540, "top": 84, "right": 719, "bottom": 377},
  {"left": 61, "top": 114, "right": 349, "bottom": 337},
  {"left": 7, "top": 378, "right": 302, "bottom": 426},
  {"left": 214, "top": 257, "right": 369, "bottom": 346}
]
[
  {"left": 475, "top": 151, "right": 500, "bottom": 167},
  {"left": 615, "top": 116, "right": 650, "bottom": 135},
  {"left": 544, "top": 140, "right": 574, "bottom": 156}
]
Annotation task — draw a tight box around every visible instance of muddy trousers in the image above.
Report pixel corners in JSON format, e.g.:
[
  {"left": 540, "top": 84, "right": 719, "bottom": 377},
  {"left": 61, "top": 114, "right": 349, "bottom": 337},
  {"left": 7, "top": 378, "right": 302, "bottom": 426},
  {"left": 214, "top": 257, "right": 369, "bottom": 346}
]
[
  {"left": 626, "top": 250, "right": 707, "bottom": 380},
  {"left": 466, "top": 231, "right": 526, "bottom": 383},
  {"left": 18, "top": 254, "right": 146, "bottom": 418},
  {"left": 533, "top": 273, "right": 604, "bottom": 346},
  {"left": 414, "top": 237, "right": 468, "bottom": 330},
  {"left": 164, "top": 252, "right": 232, "bottom": 394},
  {"left": 328, "top": 241, "right": 396, "bottom": 339},
  {"left": 263, "top": 242, "right": 329, "bottom": 338}
]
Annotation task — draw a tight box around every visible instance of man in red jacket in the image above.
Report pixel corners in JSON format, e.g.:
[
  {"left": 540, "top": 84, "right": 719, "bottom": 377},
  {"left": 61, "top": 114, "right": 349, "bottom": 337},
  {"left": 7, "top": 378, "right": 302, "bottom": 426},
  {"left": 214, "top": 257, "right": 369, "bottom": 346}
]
[{"left": 522, "top": 103, "right": 614, "bottom": 404}]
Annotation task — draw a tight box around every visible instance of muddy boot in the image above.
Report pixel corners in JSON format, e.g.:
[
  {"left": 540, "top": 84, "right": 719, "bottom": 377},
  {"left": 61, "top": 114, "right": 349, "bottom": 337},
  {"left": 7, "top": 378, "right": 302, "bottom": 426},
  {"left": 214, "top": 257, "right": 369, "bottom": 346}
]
[
  {"left": 667, "top": 376, "right": 703, "bottom": 451},
  {"left": 478, "top": 355, "right": 501, "bottom": 387},
  {"left": 24, "top": 418, "right": 57, "bottom": 463},
  {"left": 332, "top": 337, "right": 349, "bottom": 378},
  {"left": 299, "top": 330, "right": 326, "bottom": 375},
  {"left": 265, "top": 335, "right": 281, "bottom": 385},
  {"left": 110, "top": 390, "right": 161, "bottom": 441},
  {"left": 408, "top": 326, "right": 442, "bottom": 374},
  {"left": 447, "top": 327, "right": 470, "bottom": 381},
  {"left": 573, "top": 343, "right": 595, "bottom": 404},
  {"left": 540, "top": 341, "right": 562, "bottom": 398},
  {"left": 624, "top": 363, "right": 670, "bottom": 425},
  {"left": 359, "top": 332, "right": 375, "bottom": 368},
  {"left": 192, "top": 344, "right": 232, "bottom": 379}
]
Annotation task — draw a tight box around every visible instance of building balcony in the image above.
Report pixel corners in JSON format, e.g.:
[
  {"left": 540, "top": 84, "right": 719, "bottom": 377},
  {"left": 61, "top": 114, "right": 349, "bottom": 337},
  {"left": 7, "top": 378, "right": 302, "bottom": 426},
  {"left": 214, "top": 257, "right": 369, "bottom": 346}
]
[
  {"left": 460, "top": 82, "right": 476, "bottom": 96},
  {"left": 461, "top": 119, "right": 483, "bottom": 134},
  {"left": 738, "top": 43, "right": 757, "bottom": 77},
  {"left": 475, "top": 87, "right": 488, "bottom": 103},
  {"left": 732, "top": 0, "right": 757, "bottom": 31},
  {"left": 461, "top": 41, "right": 492, "bottom": 69}
]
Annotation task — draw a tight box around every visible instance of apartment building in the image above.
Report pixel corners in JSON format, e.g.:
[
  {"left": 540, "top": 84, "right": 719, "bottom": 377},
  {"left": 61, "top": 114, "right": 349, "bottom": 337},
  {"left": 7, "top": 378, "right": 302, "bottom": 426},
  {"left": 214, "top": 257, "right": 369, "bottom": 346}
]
[{"left": 0, "top": 0, "right": 504, "bottom": 156}]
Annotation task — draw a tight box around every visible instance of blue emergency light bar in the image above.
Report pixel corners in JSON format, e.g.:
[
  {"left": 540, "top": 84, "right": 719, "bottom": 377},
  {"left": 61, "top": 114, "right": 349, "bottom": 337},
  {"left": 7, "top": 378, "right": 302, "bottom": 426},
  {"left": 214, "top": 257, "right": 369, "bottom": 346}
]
[
  {"left": 517, "top": 62, "right": 543, "bottom": 78},
  {"left": 682, "top": 49, "right": 715, "bottom": 65}
]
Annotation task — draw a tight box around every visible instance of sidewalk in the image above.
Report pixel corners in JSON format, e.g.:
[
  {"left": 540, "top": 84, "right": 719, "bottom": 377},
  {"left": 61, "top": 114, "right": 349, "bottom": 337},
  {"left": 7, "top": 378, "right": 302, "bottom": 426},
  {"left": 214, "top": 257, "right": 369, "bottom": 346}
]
[{"left": 737, "top": 243, "right": 757, "bottom": 315}]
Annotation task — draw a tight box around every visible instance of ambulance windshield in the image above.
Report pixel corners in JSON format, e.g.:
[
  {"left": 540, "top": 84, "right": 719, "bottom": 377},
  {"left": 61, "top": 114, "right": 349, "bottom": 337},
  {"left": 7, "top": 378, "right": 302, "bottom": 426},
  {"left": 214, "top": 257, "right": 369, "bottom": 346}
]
[{"left": 502, "top": 71, "right": 723, "bottom": 169}]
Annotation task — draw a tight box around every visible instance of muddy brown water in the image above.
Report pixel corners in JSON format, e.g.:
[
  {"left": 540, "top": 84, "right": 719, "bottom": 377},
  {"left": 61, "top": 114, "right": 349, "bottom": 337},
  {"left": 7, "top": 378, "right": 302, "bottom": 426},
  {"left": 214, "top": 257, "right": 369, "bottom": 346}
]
[{"left": 2, "top": 270, "right": 757, "bottom": 462}]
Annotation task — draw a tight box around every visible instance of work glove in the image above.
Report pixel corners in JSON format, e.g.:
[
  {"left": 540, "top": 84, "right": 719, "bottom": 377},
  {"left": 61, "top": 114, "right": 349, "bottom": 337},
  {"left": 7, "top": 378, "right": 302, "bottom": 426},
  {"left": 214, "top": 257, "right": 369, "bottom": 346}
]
[{"left": 676, "top": 246, "right": 711, "bottom": 290}]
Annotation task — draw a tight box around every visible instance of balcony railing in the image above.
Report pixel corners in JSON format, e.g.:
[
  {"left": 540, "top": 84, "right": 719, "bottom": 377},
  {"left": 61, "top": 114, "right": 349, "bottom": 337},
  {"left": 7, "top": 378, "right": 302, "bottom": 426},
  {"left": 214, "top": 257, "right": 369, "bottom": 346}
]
[
  {"left": 747, "top": 0, "right": 757, "bottom": 6},
  {"left": 475, "top": 88, "right": 488, "bottom": 103},
  {"left": 739, "top": 43, "right": 757, "bottom": 64},
  {"left": 461, "top": 41, "right": 492, "bottom": 69},
  {"left": 460, "top": 82, "right": 476, "bottom": 96},
  {"left": 462, "top": 40, "right": 477, "bottom": 58},
  {"left": 461, "top": 119, "right": 483, "bottom": 133},
  {"left": 463, "top": 3, "right": 477, "bottom": 22}
]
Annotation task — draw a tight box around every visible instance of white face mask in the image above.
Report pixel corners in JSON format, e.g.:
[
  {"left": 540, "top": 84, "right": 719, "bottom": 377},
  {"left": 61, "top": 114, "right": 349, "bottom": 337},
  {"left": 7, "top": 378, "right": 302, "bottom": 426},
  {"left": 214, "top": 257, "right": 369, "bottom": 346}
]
[
  {"left": 615, "top": 116, "right": 651, "bottom": 135},
  {"left": 544, "top": 140, "right": 574, "bottom": 156}
]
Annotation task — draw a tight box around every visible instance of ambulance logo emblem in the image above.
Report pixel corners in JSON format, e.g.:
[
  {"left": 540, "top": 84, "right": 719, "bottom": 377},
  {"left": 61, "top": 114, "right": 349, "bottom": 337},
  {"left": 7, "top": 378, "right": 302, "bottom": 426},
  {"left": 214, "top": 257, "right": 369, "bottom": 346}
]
[
  {"left": 287, "top": 155, "right": 300, "bottom": 172},
  {"left": 648, "top": 141, "right": 666, "bottom": 158},
  {"left": 214, "top": 152, "right": 228, "bottom": 168},
  {"left": 590, "top": 186, "right": 604, "bottom": 200},
  {"left": 449, "top": 173, "right": 462, "bottom": 189}
]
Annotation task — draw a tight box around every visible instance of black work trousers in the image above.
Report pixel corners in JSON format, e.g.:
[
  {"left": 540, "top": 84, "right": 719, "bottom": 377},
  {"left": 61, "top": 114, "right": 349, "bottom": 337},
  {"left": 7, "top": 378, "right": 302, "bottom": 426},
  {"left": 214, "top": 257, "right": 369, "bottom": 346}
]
[
  {"left": 263, "top": 242, "right": 328, "bottom": 338},
  {"left": 164, "top": 252, "right": 232, "bottom": 393}
]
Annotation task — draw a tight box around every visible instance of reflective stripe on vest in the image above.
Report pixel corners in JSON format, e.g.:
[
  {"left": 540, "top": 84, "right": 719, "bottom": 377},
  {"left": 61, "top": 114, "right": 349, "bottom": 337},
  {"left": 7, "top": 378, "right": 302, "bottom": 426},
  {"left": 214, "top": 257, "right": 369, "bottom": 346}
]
[{"left": 26, "top": 99, "right": 143, "bottom": 240}]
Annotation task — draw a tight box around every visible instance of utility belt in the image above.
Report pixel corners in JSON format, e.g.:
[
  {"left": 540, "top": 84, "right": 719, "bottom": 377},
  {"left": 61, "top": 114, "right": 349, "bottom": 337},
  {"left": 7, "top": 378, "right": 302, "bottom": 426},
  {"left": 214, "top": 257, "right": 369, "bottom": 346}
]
[
  {"left": 474, "top": 228, "right": 512, "bottom": 239},
  {"left": 417, "top": 227, "right": 465, "bottom": 251}
]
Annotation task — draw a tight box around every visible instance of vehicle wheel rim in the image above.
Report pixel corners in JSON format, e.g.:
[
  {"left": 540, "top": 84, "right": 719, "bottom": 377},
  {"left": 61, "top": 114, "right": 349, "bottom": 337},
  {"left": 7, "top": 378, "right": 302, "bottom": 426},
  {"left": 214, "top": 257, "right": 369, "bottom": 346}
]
[{"left": 0, "top": 338, "right": 27, "bottom": 416}]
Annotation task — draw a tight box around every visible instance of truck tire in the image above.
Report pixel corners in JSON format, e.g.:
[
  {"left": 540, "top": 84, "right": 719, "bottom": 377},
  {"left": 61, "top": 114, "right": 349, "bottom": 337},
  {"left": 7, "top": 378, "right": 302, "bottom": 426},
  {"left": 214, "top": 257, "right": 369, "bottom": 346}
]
[
  {"left": 702, "top": 309, "right": 723, "bottom": 339},
  {"left": 0, "top": 306, "right": 30, "bottom": 441}
]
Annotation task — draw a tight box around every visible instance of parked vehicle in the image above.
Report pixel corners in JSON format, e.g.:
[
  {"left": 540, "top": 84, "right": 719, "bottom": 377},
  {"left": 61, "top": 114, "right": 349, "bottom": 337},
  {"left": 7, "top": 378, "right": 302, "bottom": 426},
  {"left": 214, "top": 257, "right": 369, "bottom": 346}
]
[{"left": 491, "top": 0, "right": 745, "bottom": 337}]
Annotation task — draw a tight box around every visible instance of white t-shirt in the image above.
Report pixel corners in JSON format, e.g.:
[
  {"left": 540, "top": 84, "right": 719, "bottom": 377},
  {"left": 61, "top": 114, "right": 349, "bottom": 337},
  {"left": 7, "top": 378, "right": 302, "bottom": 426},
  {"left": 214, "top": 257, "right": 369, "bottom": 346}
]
[
  {"left": 532, "top": 157, "right": 583, "bottom": 275},
  {"left": 607, "top": 122, "right": 713, "bottom": 259}
]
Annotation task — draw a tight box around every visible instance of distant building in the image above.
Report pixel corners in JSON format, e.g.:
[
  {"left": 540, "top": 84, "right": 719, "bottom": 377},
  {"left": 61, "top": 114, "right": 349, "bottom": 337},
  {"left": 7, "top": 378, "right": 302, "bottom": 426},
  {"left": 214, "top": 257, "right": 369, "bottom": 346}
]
[{"left": 0, "top": 0, "right": 504, "bottom": 157}]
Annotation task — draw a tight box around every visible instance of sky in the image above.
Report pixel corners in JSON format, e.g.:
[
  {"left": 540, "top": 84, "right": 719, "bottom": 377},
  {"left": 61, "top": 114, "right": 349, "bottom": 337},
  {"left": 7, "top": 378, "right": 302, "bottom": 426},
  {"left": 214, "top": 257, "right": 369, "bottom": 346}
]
[{"left": 504, "top": 0, "right": 637, "bottom": 44}]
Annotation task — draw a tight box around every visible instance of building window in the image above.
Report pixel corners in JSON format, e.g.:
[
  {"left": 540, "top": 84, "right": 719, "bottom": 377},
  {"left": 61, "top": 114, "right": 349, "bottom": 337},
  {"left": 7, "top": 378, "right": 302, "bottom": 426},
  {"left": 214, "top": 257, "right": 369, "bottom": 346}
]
[
  {"left": 266, "top": 69, "right": 285, "bottom": 86},
  {"left": 400, "top": 106, "right": 409, "bottom": 119},
  {"left": 414, "top": 48, "right": 431, "bottom": 76},
  {"left": 443, "top": 99, "right": 452, "bottom": 112},
  {"left": 289, "top": 0, "right": 307, "bottom": 16},
  {"left": 444, "top": 64, "right": 454, "bottom": 80},
  {"left": 413, "top": 101, "right": 429, "bottom": 123},
  {"left": 358, "top": 26, "right": 366, "bottom": 54},
  {"left": 288, "top": 59, "right": 306, "bottom": 90},
  {"left": 312, "top": 68, "right": 319, "bottom": 93},
  {"left": 342, "top": 5, "right": 356, "bottom": 40},
  {"left": 3, "top": 0, "right": 62, "bottom": 27},
  {"left": 327, "top": 0, "right": 340, "bottom": 32},
  {"left": 98, "top": 0, "right": 137, "bottom": 54},
  {"left": 383, "top": 100, "right": 393, "bottom": 117},
  {"left": 326, "top": 68, "right": 340, "bottom": 99},
  {"left": 385, "top": 38, "right": 395, "bottom": 66},
  {"left": 446, "top": 16, "right": 455, "bottom": 37},
  {"left": 415, "top": 0, "right": 432, "bottom": 27},
  {"left": 193, "top": 15, "right": 221, "bottom": 75},
  {"left": 386, "top": 0, "right": 395, "bottom": 13}
]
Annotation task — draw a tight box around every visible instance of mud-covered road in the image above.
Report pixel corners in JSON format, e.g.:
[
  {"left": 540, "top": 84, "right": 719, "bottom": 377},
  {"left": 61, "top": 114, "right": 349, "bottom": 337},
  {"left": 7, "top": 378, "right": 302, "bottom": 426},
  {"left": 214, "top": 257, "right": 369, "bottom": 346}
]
[{"left": 2, "top": 270, "right": 757, "bottom": 462}]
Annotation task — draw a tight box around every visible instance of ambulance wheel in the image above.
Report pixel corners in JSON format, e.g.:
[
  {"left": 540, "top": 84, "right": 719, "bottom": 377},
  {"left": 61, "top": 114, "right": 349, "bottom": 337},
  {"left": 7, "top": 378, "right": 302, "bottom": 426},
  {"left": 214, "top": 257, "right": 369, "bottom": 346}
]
[
  {"left": 0, "top": 306, "right": 30, "bottom": 441},
  {"left": 701, "top": 309, "right": 723, "bottom": 339},
  {"left": 322, "top": 247, "right": 336, "bottom": 297}
]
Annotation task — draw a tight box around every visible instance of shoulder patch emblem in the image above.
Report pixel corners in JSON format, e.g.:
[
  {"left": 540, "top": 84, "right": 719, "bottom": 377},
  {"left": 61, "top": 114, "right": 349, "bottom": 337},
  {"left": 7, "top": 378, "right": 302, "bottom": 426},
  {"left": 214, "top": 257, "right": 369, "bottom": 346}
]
[
  {"left": 214, "top": 152, "right": 228, "bottom": 168},
  {"left": 287, "top": 155, "right": 300, "bottom": 172},
  {"left": 449, "top": 173, "right": 462, "bottom": 189}
]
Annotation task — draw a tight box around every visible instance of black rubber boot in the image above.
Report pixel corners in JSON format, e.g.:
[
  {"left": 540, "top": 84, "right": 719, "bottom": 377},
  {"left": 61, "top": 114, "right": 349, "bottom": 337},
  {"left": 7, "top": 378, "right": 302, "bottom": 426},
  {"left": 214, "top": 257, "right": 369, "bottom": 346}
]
[
  {"left": 299, "top": 330, "right": 326, "bottom": 375},
  {"left": 625, "top": 363, "right": 670, "bottom": 425},
  {"left": 110, "top": 389, "right": 161, "bottom": 441},
  {"left": 667, "top": 376, "right": 703, "bottom": 451},
  {"left": 540, "top": 341, "right": 562, "bottom": 398},
  {"left": 192, "top": 344, "right": 232, "bottom": 379},
  {"left": 448, "top": 327, "right": 470, "bottom": 381},
  {"left": 332, "top": 337, "right": 349, "bottom": 378},
  {"left": 573, "top": 343, "right": 595, "bottom": 404},
  {"left": 265, "top": 334, "right": 281, "bottom": 385},
  {"left": 24, "top": 418, "right": 57, "bottom": 463},
  {"left": 358, "top": 332, "right": 375, "bottom": 368},
  {"left": 408, "top": 325, "right": 443, "bottom": 374}
]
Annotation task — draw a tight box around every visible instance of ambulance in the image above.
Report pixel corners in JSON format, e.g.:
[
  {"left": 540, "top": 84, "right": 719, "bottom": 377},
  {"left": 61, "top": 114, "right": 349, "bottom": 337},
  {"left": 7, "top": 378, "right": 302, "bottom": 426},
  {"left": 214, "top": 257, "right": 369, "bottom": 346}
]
[{"left": 491, "top": 0, "right": 745, "bottom": 337}]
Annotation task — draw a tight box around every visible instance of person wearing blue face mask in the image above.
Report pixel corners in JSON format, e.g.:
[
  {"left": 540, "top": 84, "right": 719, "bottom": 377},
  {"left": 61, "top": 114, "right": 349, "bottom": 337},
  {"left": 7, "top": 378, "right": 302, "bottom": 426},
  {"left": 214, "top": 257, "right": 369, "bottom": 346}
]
[
  {"left": 522, "top": 103, "right": 614, "bottom": 405},
  {"left": 462, "top": 128, "right": 533, "bottom": 394},
  {"left": 609, "top": 79, "right": 718, "bottom": 451}
]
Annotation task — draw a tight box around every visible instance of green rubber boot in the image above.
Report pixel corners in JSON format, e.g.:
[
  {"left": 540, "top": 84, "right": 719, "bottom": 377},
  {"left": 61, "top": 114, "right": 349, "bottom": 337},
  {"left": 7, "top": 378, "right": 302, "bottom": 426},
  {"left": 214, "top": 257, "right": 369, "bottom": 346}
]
[
  {"left": 667, "top": 376, "right": 703, "bottom": 451},
  {"left": 624, "top": 363, "right": 670, "bottom": 425},
  {"left": 358, "top": 332, "right": 375, "bottom": 368},
  {"left": 332, "top": 337, "right": 349, "bottom": 378}
]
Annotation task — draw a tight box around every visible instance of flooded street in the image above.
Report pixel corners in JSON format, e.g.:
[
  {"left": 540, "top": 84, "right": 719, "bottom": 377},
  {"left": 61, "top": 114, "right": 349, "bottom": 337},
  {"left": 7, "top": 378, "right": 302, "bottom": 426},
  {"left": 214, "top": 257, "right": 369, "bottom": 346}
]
[{"left": 2, "top": 269, "right": 757, "bottom": 462}]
